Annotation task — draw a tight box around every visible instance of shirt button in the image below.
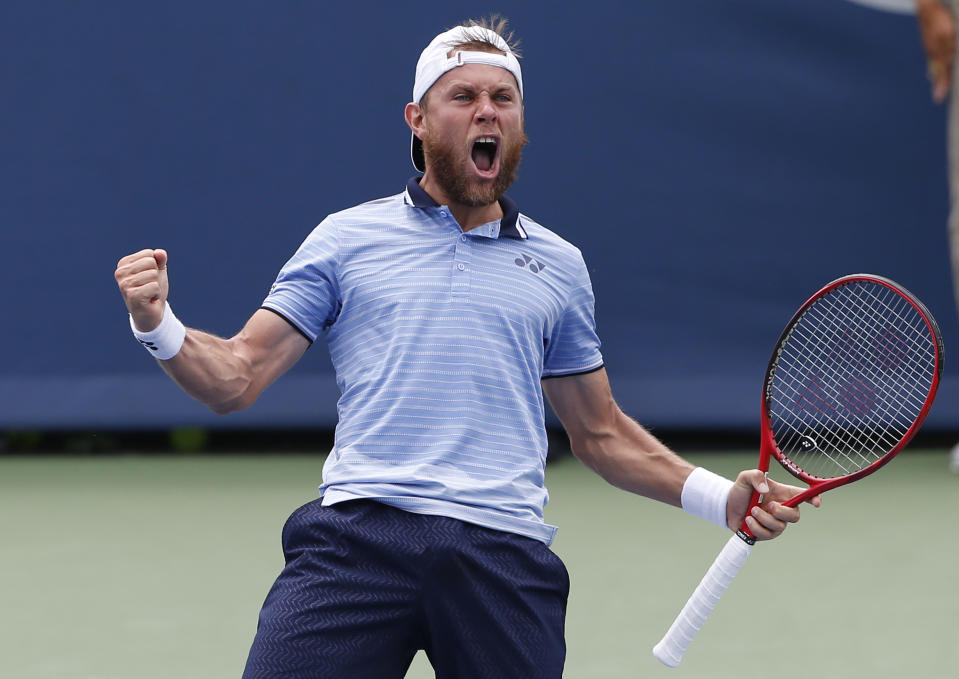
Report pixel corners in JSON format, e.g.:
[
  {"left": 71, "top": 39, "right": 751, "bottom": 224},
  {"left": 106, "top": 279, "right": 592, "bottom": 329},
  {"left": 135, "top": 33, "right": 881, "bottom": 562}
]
[
  {"left": 457, "top": 263, "right": 466, "bottom": 271},
  {"left": 460, "top": 234, "right": 467, "bottom": 242}
]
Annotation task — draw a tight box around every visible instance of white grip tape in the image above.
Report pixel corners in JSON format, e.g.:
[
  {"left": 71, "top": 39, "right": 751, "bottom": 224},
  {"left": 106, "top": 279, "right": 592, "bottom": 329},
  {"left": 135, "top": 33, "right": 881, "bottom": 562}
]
[{"left": 652, "top": 534, "right": 754, "bottom": 668}]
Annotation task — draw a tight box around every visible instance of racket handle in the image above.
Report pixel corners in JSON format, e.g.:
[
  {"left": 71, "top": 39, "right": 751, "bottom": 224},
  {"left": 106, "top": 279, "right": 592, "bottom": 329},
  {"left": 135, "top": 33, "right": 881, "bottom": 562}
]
[{"left": 652, "top": 533, "right": 754, "bottom": 667}]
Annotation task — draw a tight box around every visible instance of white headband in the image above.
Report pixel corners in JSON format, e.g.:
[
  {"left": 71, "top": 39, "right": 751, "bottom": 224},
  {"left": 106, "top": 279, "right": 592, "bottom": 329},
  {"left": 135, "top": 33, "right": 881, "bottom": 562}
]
[{"left": 412, "top": 25, "right": 524, "bottom": 104}]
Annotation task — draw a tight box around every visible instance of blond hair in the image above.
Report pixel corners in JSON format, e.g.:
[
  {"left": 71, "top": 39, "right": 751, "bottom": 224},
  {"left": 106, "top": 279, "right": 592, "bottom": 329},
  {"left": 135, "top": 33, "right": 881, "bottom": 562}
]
[{"left": 450, "top": 15, "right": 522, "bottom": 58}]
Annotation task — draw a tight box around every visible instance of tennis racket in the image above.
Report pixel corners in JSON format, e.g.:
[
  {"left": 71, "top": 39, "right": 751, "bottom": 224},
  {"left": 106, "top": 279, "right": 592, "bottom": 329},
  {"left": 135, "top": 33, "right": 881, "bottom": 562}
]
[{"left": 652, "top": 273, "right": 944, "bottom": 668}]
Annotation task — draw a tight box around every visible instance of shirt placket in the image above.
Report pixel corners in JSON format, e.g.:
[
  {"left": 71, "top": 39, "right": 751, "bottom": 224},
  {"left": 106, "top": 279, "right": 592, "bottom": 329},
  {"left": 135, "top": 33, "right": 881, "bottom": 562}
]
[{"left": 451, "top": 231, "right": 472, "bottom": 301}]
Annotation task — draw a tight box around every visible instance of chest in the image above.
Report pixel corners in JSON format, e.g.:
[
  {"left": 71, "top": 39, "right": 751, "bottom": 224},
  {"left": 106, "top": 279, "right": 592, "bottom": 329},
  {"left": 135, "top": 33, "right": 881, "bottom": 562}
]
[{"left": 336, "top": 229, "right": 569, "bottom": 335}]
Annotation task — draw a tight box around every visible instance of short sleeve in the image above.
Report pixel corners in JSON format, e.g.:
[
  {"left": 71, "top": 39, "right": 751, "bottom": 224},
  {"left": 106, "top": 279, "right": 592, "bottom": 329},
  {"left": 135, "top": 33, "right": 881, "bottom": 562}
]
[
  {"left": 261, "top": 216, "right": 341, "bottom": 341},
  {"left": 542, "top": 254, "right": 603, "bottom": 377}
]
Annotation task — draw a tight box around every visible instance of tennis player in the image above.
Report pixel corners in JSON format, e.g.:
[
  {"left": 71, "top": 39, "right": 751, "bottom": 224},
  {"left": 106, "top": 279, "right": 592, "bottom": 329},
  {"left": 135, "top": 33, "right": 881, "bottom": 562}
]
[{"left": 114, "top": 16, "right": 818, "bottom": 678}]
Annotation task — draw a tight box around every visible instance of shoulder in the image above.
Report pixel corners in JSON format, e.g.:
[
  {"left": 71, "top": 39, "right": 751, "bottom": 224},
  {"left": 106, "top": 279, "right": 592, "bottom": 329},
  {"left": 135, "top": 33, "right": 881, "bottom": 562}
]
[
  {"left": 301, "top": 192, "right": 409, "bottom": 242},
  {"left": 326, "top": 192, "right": 409, "bottom": 223},
  {"left": 517, "top": 212, "right": 587, "bottom": 268}
]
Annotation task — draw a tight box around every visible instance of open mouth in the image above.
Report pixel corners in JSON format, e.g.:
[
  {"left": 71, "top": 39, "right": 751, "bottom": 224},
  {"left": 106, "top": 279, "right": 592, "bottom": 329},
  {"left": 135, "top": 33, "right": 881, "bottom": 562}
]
[{"left": 471, "top": 136, "right": 499, "bottom": 174}]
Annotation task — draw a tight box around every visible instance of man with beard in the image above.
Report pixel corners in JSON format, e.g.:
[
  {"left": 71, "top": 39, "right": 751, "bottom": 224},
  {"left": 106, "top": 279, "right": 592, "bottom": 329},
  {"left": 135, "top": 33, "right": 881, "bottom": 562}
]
[{"left": 114, "top": 16, "right": 816, "bottom": 679}]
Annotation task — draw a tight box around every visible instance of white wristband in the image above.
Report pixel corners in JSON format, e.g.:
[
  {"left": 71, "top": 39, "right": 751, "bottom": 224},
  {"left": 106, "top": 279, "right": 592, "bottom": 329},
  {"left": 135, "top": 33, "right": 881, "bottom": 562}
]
[
  {"left": 129, "top": 301, "right": 186, "bottom": 360},
  {"left": 681, "top": 467, "right": 735, "bottom": 530}
]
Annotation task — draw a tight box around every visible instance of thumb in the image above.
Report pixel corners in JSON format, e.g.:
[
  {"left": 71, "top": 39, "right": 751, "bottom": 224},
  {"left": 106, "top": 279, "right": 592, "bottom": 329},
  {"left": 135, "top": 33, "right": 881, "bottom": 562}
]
[
  {"left": 742, "top": 469, "right": 769, "bottom": 495},
  {"left": 151, "top": 248, "right": 170, "bottom": 306}
]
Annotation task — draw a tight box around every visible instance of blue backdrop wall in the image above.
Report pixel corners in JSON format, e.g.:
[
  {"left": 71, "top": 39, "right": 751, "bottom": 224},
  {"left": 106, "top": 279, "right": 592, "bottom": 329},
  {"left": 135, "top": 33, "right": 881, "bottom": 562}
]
[{"left": 3, "top": 0, "right": 957, "bottom": 431}]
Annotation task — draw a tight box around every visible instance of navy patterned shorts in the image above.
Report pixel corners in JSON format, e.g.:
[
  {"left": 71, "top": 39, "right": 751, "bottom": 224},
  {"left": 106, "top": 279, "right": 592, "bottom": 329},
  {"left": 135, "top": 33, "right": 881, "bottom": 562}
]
[{"left": 242, "top": 499, "right": 570, "bottom": 679}]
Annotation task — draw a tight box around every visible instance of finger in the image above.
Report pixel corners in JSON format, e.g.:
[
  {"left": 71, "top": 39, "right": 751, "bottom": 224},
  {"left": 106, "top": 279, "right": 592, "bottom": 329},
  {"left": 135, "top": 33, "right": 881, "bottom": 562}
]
[
  {"left": 123, "top": 269, "right": 165, "bottom": 292},
  {"left": 761, "top": 479, "right": 799, "bottom": 504},
  {"left": 739, "top": 469, "right": 769, "bottom": 495},
  {"left": 116, "top": 249, "right": 158, "bottom": 269},
  {"left": 764, "top": 500, "right": 801, "bottom": 524},
  {"left": 745, "top": 508, "right": 785, "bottom": 541},
  {"left": 115, "top": 253, "right": 160, "bottom": 281},
  {"left": 124, "top": 281, "right": 165, "bottom": 311},
  {"left": 744, "top": 516, "right": 773, "bottom": 541},
  {"left": 154, "top": 248, "right": 168, "bottom": 271},
  {"left": 756, "top": 502, "right": 795, "bottom": 532}
]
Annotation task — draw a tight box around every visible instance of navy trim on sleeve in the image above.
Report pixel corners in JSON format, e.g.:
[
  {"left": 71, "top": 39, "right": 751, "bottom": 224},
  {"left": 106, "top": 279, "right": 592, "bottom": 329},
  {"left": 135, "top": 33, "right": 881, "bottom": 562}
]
[
  {"left": 541, "top": 364, "right": 605, "bottom": 380},
  {"left": 259, "top": 306, "right": 314, "bottom": 344}
]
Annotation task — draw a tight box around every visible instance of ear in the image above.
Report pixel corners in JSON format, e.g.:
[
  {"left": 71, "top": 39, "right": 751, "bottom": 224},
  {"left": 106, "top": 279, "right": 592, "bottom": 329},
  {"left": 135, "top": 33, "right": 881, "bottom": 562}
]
[{"left": 405, "top": 102, "right": 426, "bottom": 140}]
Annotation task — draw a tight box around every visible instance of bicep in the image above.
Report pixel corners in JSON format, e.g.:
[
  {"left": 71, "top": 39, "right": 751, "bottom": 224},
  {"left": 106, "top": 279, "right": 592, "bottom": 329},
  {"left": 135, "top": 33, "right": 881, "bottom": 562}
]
[
  {"left": 542, "top": 367, "right": 618, "bottom": 446},
  {"left": 233, "top": 308, "right": 311, "bottom": 391}
]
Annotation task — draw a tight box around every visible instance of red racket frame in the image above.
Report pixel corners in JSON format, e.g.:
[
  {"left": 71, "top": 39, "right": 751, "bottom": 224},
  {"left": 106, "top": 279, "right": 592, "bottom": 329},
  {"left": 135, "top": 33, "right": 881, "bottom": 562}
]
[{"left": 739, "top": 274, "right": 944, "bottom": 540}]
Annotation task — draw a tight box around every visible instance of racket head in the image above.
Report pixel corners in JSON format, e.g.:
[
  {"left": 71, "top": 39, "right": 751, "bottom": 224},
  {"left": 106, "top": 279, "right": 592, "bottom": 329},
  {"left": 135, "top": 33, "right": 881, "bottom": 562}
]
[{"left": 761, "top": 274, "right": 943, "bottom": 501}]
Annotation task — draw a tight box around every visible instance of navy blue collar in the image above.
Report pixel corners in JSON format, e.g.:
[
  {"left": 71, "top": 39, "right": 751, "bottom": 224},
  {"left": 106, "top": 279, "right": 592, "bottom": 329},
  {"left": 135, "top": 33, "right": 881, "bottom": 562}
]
[{"left": 404, "top": 177, "right": 527, "bottom": 239}]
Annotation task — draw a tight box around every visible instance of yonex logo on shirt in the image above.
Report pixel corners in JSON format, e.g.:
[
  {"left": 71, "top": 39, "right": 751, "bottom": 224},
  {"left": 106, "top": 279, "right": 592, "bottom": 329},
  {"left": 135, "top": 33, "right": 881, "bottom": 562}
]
[{"left": 514, "top": 253, "right": 547, "bottom": 274}]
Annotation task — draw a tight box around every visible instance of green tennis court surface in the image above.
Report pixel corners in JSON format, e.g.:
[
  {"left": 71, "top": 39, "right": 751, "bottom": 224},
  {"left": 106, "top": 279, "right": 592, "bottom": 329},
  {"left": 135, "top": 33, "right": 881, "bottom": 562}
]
[{"left": 1, "top": 450, "right": 955, "bottom": 678}]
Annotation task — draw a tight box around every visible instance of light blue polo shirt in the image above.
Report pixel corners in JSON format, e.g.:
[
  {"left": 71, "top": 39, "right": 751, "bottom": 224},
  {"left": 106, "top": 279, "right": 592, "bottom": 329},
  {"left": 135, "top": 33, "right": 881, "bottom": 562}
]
[{"left": 262, "top": 178, "right": 603, "bottom": 544}]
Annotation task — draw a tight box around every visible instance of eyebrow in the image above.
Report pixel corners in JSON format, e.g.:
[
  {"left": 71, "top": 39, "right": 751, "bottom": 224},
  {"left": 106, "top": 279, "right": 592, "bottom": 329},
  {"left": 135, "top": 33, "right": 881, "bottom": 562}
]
[{"left": 445, "top": 81, "right": 519, "bottom": 94}]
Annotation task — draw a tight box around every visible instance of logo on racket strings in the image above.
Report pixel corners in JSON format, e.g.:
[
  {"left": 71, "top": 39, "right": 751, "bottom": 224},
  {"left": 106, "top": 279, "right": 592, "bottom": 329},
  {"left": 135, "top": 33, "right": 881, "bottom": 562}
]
[
  {"left": 792, "top": 374, "right": 878, "bottom": 417},
  {"left": 828, "top": 326, "right": 912, "bottom": 371}
]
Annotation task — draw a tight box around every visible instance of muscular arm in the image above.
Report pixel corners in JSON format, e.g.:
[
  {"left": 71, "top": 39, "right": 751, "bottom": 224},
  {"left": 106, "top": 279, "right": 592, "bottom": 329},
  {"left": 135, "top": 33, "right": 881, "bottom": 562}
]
[
  {"left": 158, "top": 309, "right": 310, "bottom": 414},
  {"left": 116, "top": 248, "right": 311, "bottom": 414},
  {"left": 542, "top": 368, "right": 693, "bottom": 507},
  {"left": 543, "top": 368, "right": 818, "bottom": 538}
]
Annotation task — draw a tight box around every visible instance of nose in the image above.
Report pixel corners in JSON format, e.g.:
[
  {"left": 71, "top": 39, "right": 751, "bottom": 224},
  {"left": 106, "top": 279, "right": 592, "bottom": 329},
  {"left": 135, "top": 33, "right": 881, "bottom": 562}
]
[{"left": 474, "top": 93, "right": 497, "bottom": 123}]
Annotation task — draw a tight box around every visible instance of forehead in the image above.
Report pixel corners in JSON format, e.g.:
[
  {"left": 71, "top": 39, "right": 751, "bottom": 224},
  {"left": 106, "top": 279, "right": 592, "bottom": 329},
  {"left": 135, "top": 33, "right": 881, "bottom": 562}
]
[{"left": 430, "top": 62, "right": 521, "bottom": 94}]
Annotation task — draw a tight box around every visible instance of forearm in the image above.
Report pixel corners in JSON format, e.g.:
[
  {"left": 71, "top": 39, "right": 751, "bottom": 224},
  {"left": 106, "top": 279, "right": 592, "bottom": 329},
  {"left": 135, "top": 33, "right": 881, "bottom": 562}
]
[
  {"left": 157, "top": 329, "right": 255, "bottom": 414},
  {"left": 118, "top": 250, "right": 310, "bottom": 414},
  {"left": 570, "top": 409, "right": 695, "bottom": 508},
  {"left": 546, "top": 370, "right": 806, "bottom": 538},
  {"left": 572, "top": 412, "right": 736, "bottom": 532}
]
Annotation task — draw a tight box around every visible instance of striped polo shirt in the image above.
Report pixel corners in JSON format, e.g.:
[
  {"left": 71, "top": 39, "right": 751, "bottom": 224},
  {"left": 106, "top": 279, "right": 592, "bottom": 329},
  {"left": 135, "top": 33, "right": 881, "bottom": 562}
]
[{"left": 262, "top": 178, "right": 603, "bottom": 544}]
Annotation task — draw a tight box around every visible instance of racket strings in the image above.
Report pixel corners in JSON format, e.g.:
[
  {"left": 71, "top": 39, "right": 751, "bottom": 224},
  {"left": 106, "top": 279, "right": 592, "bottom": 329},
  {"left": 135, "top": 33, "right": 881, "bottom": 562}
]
[
  {"left": 773, "top": 311, "right": 932, "bottom": 477},
  {"left": 766, "top": 280, "right": 937, "bottom": 480},
  {"left": 772, "top": 289, "right": 934, "bottom": 477},
  {"left": 775, "top": 315, "right": 929, "bottom": 471}
]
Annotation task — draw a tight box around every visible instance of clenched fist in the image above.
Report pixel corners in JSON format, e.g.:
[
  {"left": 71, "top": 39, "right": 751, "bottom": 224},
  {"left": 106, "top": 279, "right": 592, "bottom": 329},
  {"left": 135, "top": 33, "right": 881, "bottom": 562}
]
[{"left": 115, "top": 249, "right": 170, "bottom": 332}]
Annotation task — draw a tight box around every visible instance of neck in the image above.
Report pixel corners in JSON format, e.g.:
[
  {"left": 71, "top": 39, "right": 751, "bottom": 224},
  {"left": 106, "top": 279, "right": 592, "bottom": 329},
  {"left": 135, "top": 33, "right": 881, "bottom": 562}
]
[{"left": 418, "top": 173, "right": 503, "bottom": 232}]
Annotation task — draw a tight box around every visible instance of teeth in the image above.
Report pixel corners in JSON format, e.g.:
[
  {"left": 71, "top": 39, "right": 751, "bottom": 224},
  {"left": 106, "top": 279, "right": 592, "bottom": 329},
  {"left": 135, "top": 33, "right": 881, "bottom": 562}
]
[{"left": 476, "top": 137, "right": 497, "bottom": 144}]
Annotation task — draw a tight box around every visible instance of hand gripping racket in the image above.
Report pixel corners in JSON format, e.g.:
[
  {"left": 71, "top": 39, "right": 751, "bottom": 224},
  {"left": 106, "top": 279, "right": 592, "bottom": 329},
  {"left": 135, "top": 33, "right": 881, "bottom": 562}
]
[{"left": 652, "top": 274, "right": 944, "bottom": 667}]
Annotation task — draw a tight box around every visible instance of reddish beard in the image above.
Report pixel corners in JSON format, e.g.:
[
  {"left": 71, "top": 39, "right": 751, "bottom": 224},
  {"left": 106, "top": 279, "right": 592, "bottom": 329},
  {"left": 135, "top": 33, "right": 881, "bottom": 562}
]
[{"left": 421, "top": 127, "right": 528, "bottom": 207}]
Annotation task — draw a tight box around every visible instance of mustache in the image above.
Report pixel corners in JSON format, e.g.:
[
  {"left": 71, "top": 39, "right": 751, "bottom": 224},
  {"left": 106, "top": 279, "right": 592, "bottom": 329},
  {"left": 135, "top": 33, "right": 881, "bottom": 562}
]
[{"left": 421, "top": 129, "right": 527, "bottom": 207}]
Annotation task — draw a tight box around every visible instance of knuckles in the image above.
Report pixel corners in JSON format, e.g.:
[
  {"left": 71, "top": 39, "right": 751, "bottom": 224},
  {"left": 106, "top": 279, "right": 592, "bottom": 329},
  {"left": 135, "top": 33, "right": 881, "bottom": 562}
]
[
  {"left": 114, "top": 250, "right": 165, "bottom": 309},
  {"left": 115, "top": 249, "right": 159, "bottom": 272},
  {"left": 114, "top": 252, "right": 160, "bottom": 283}
]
